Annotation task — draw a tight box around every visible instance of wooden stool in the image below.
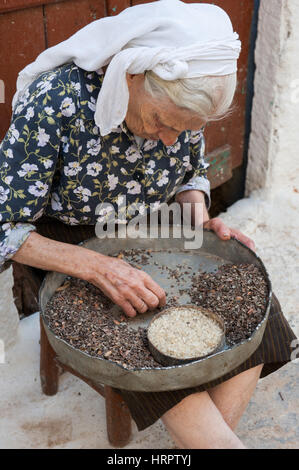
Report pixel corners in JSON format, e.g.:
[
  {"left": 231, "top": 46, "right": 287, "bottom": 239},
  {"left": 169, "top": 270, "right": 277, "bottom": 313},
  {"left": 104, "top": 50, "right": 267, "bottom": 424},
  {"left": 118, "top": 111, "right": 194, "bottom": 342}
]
[{"left": 39, "top": 316, "right": 132, "bottom": 447}]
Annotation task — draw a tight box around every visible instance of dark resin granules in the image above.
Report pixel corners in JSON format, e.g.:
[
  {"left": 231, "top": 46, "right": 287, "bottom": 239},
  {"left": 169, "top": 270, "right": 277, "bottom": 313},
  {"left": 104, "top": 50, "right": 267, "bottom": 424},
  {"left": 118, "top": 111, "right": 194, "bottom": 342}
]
[
  {"left": 44, "top": 259, "right": 269, "bottom": 369},
  {"left": 44, "top": 278, "right": 161, "bottom": 369},
  {"left": 190, "top": 264, "right": 269, "bottom": 345}
]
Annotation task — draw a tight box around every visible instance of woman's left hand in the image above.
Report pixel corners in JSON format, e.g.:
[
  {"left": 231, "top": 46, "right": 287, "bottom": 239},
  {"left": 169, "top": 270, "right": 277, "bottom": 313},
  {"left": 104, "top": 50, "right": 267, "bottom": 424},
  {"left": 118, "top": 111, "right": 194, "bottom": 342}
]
[{"left": 203, "top": 217, "right": 256, "bottom": 251}]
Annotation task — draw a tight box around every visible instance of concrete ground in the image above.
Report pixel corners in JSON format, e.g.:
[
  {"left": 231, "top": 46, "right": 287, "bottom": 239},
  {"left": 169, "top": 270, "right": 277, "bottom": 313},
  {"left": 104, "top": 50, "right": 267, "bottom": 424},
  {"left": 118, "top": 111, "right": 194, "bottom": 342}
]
[{"left": 0, "top": 190, "right": 298, "bottom": 449}]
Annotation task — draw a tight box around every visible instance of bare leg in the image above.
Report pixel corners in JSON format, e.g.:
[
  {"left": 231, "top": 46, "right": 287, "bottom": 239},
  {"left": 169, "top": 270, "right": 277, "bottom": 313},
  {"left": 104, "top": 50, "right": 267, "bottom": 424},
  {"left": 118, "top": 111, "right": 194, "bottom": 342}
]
[
  {"left": 161, "top": 365, "right": 263, "bottom": 449},
  {"left": 208, "top": 365, "right": 264, "bottom": 430},
  {"left": 162, "top": 391, "right": 246, "bottom": 449}
]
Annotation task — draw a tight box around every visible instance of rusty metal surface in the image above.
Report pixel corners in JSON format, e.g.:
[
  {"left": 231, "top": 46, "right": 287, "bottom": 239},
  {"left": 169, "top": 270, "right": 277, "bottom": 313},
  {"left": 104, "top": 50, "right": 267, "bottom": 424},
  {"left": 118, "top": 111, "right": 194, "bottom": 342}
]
[
  {"left": 45, "top": 0, "right": 106, "bottom": 46},
  {"left": 39, "top": 229, "right": 272, "bottom": 392},
  {"left": 107, "top": 0, "right": 130, "bottom": 16},
  {"left": 0, "top": 6, "right": 46, "bottom": 139},
  {"left": 206, "top": 144, "right": 233, "bottom": 190},
  {"left": 0, "top": 0, "right": 65, "bottom": 14},
  {"left": 0, "top": 0, "right": 107, "bottom": 139}
]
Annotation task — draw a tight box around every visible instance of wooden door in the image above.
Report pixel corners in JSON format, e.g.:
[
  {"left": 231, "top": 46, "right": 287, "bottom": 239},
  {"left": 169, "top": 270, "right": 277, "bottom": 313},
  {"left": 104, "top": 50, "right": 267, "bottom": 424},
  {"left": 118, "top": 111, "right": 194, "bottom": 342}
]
[{"left": 0, "top": 0, "right": 255, "bottom": 209}]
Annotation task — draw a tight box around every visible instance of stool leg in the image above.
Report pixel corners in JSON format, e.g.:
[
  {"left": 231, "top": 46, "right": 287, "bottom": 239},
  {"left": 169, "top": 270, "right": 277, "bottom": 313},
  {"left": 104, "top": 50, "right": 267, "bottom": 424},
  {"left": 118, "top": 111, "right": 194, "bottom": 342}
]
[
  {"left": 105, "top": 386, "right": 132, "bottom": 447},
  {"left": 40, "top": 316, "right": 59, "bottom": 396}
]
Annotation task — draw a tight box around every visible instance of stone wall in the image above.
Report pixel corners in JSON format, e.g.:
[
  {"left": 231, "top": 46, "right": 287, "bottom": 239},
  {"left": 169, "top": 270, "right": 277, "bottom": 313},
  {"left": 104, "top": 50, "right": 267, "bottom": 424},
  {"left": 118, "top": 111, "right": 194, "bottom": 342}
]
[{"left": 246, "top": 0, "right": 299, "bottom": 198}]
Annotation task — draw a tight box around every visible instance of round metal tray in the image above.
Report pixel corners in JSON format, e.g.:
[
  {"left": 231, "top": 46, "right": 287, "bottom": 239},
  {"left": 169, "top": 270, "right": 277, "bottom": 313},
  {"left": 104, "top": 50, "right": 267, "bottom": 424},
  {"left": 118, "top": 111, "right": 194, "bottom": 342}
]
[{"left": 39, "top": 228, "right": 272, "bottom": 392}]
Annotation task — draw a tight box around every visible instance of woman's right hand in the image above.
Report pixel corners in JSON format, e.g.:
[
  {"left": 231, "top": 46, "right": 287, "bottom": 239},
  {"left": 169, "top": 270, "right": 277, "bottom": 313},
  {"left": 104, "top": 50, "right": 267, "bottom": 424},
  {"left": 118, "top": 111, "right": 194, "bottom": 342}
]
[
  {"left": 12, "top": 231, "right": 166, "bottom": 318},
  {"left": 86, "top": 253, "right": 166, "bottom": 317}
]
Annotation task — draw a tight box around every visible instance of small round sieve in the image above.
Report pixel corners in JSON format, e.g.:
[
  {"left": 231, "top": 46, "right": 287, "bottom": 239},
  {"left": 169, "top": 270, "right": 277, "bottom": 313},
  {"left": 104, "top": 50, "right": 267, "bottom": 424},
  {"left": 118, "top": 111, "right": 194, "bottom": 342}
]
[{"left": 147, "top": 305, "right": 226, "bottom": 367}]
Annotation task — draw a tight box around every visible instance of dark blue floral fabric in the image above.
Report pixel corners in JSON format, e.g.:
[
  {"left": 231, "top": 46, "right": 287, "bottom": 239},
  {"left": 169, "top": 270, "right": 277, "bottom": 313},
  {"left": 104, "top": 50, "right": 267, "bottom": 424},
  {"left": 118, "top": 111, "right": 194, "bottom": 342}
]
[{"left": 0, "top": 62, "right": 210, "bottom": 267}]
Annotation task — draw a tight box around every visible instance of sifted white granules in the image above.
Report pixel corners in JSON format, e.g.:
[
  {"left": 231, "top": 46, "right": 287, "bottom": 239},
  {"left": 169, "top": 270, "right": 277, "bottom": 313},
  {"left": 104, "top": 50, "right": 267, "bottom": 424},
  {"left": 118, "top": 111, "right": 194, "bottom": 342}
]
[{"left": 148, "top": 307, "right": 224, "bottom": 359}]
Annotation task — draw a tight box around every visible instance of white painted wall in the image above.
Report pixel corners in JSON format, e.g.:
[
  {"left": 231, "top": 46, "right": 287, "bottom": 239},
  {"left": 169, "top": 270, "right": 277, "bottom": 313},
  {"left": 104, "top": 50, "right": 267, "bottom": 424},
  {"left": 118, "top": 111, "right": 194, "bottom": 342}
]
[{"left": 246, "top": 0, "right": 299, "bottom": 198}]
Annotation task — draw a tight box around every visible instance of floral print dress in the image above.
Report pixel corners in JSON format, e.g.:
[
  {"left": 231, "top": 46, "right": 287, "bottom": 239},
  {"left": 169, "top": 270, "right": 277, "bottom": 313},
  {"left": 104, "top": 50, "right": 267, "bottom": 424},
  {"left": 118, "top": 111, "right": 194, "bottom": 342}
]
[{"left": 0, "top": 63, "right": 210, "bottom": 270}]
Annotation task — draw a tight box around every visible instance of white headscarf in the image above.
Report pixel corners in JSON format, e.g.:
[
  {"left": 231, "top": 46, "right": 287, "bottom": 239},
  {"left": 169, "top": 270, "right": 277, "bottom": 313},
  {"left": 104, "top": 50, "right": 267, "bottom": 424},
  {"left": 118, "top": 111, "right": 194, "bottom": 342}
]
[{"left": 12, "top": 0, "right": 241, "bottom": 136}]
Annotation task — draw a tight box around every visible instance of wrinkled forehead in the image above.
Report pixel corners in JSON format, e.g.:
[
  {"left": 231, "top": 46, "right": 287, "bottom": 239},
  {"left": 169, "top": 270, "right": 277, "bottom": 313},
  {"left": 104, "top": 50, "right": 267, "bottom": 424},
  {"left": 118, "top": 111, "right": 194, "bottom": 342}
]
[{"left": 148, "top": 95, "right": 205, "bottom": 130}]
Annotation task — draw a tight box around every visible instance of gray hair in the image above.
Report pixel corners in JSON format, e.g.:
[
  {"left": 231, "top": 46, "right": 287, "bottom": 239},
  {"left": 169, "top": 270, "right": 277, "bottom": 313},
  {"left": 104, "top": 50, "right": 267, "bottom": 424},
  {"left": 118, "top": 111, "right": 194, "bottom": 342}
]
[{"left": 144, "top": 70, "right": 237, "bottom": 122}]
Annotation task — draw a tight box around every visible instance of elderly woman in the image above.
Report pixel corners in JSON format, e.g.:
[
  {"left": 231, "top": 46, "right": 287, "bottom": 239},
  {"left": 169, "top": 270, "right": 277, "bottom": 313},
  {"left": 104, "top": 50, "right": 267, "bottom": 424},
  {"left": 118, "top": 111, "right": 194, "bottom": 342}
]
[{"left": 0, "top": 0, "right": 296, "bottom": 449}]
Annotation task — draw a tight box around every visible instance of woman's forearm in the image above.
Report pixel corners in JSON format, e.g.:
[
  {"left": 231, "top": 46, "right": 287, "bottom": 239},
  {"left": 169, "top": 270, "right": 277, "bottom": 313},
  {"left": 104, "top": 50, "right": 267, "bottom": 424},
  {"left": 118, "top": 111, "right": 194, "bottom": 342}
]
[
  {"left": 11, "top": 231, "right": 97, "bottom": 281},
  {"left": 175, "top": 190, "right": 210, "bottom": 226},
  {"left": 11, "top": 231, "right": 166, "bottom": 317}
]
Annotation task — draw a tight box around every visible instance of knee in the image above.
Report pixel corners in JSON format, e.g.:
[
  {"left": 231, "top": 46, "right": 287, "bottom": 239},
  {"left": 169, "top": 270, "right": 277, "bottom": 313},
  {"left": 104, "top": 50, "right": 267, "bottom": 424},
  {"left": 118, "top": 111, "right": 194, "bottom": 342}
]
[{"left": 161, "top": 390, "right": 209, "bottom": 423}]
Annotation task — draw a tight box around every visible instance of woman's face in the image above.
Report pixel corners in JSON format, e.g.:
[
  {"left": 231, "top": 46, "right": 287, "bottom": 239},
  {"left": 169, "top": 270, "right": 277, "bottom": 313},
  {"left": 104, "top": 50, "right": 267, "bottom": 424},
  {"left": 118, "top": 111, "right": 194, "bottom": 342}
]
[{"left": 125, "top": 74, "right": 206, "bottom": 146}]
